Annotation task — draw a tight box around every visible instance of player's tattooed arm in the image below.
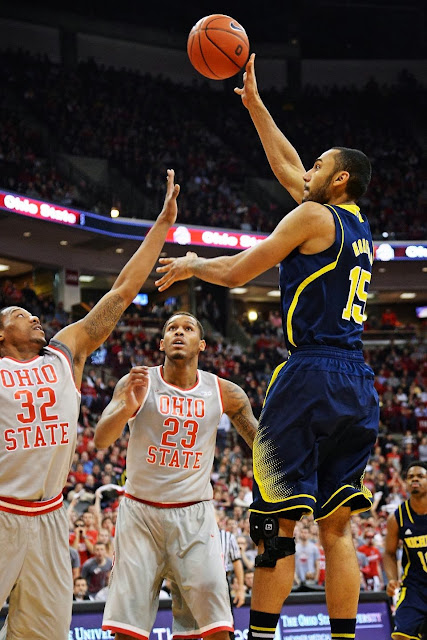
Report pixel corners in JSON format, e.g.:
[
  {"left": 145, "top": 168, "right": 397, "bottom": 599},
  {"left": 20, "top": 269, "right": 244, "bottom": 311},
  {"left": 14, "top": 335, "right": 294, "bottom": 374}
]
[
  {"left": 81, "top": 292, "right": 126, "bottom": 347},
  {"left": 55, "top": 168, "right": 180, "bottom": 377},
  {"left": 220, "top": 378, "right": 258, "bottom": 448}
]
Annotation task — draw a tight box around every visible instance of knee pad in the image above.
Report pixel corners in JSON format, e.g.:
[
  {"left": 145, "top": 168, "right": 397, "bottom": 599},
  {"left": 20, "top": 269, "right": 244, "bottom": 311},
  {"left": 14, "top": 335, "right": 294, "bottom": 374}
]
[{"left": 250, "top": 512, "right": 296, "bottom": 568}]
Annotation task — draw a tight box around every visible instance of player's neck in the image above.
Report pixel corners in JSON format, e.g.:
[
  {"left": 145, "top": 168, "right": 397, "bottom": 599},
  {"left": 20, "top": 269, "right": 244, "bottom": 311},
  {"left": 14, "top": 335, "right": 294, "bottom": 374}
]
[
  {"left": 328, "top": 194, "right": 356, "bottom": 206},
  {"left": 410, "top": 496, "right": 427, "bottom": 515},
  {"left": 0, "top": 343, "right": 42, "bottom": 361},
  {"left": 162, "top": 359, "right": 199, "bottom": 389}
]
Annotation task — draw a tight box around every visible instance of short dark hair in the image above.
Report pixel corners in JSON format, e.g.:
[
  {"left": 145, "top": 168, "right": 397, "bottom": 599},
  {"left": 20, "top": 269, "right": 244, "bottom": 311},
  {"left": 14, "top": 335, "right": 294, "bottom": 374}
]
[
  {"left": 332, "top": 147, "right": 372, "bottom": 200},
  {"left": 0, "top": 306, "right": 16, "bottom": 329},
  {"left": 74, "top": 576, "right": 87, "bottom": 585},
  {"left": 405, "top": 461, "right": 427, "bottom": 477},
  {"left": 162, "top": 312, "right": 204, "bottom": 339}
]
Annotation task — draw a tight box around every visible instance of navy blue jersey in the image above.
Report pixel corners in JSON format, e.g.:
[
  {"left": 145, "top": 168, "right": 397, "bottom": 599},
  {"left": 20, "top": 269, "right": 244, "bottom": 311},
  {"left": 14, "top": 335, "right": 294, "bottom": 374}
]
[
  {"left": 280, "top": 204, "right": 373, "bottom": 353},
  {"left": 395, "top": 499, "right": 427, "bottom": 588}
]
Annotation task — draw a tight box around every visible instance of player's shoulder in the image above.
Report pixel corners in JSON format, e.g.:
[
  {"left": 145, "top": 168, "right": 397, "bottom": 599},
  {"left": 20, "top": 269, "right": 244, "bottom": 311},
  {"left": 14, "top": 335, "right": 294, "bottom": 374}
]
[
  {"left": 280, "top": 201, "right": 334, "bottom": 231},
  {"left": 387, "top": 505, "right": 401, "bottom": 528},
  {"left": 218, "top": 376, "right": 248, "bottom": 406}
]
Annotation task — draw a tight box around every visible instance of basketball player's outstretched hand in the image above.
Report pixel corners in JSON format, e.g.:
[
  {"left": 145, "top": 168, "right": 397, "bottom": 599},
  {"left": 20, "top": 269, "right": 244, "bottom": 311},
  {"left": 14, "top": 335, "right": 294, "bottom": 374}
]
[
  {"left": 158, "top": 169, "right": 180, "bottom": 226},
  {"left": 234, "top": 53, "right": 259, "bottom": 109},
  {"left": 155, "top": 251, "right": 198, "bottom": 291},
  {"left": 123, "top": 366, "right": 150, "bottom": 416}
]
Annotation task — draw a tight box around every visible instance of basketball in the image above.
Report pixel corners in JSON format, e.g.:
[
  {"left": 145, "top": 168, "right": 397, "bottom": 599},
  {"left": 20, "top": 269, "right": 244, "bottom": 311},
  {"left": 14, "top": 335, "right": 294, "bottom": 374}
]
[{"left": 187, "top": 14, "right": 250, "bottom": 80}]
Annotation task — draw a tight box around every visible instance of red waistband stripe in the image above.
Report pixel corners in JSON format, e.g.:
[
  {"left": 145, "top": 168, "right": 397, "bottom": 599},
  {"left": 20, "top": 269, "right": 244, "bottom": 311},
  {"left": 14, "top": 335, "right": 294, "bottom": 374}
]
[
  {"left": 0, "top": 493, "right": 63, "bottom": 515},
  {"left": 124, "top": 492, "right": 202, "bottom": 509}
]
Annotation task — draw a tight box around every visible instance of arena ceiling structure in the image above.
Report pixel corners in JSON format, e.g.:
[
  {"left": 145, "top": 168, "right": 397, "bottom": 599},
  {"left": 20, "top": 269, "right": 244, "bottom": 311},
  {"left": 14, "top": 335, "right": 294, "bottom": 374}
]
[{"left": 3, "top": 0, "right": 425, "bottom": 59}]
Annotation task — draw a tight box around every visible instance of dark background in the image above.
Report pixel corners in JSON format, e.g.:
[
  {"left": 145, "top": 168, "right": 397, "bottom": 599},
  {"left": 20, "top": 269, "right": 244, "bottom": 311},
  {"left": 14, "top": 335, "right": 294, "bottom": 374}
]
[{"left": 12, "top": 0, "right": 426, "bottom": 59}]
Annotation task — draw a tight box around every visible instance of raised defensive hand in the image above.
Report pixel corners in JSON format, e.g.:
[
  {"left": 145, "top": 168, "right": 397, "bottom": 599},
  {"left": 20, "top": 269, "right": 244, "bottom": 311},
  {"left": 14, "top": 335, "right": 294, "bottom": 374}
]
[
  {"left": 234, "top": 53, "right": 259, "bottom": 109},
  {"left": 155, "top": 251, "right": 198, "bottom": 292},
  {"left": 158, "top": 169, "right": 180, "bottom": 226},
  {"left": 121, "top": 366, "right": 150, "bottom": 417}
]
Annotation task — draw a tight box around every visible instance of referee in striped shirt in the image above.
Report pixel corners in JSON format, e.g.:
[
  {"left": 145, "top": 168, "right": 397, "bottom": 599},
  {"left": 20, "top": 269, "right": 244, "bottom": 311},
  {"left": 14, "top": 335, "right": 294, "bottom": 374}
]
[{"left": 219, "top": 527, "right": 246, "bottom": 636}]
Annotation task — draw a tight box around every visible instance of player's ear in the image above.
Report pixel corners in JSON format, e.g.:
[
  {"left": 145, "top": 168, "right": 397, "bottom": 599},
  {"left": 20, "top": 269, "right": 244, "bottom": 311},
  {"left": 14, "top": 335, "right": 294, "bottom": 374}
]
[
  {"left": 199, "top": 340, "right": 206, "bottom": 352},
  {"left": 159, "top": 339, "right": 165, "bottom": 352},
  {"left": 335, "top": 170, "right": 349, "bottom": 185}
]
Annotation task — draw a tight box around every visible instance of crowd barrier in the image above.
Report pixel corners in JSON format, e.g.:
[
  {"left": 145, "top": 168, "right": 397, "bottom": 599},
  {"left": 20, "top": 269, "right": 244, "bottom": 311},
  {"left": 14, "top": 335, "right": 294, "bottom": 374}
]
[{"left": 1, "top": 591, "right": 393, "bottom": 639}]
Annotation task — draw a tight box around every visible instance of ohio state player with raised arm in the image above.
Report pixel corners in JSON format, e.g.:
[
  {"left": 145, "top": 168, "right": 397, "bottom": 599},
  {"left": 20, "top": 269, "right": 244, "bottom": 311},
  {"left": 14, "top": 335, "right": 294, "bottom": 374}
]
[{"left": 0, "top": 170, "right": 179, "bottom": 640}]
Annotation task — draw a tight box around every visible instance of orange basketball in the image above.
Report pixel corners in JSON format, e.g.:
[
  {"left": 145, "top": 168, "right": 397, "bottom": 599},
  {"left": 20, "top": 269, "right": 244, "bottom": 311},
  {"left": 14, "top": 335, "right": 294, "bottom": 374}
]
[{"left": 187, "top": 14, "right": 250, "bottom": 80}]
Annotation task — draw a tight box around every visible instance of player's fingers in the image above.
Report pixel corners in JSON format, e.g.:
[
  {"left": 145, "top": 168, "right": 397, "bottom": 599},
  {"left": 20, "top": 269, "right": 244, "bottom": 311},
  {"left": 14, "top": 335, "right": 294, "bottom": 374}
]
[
  {"left": 156, "top": 264, "right": 173, "bottom": 273},
  {"left": 157, "top": 276, "right": 174, "bottom": 291},
  {"left": 128, "top": 372, "right": 149, "bottom": 383},
  {"left": 234, "top": 87, "right": 243, "bottom": 95},
  {"left": 248, "top": 54, "right": 256, "bottom": 80},
  {"left": 158, "top": 257, "right": 174, "bottom": 265},
  {"left": 166, "top": 168, "right": 175, "bottom": 193},
  {"left": 172, "top": 184, "right": 180, "bottom": 198}
]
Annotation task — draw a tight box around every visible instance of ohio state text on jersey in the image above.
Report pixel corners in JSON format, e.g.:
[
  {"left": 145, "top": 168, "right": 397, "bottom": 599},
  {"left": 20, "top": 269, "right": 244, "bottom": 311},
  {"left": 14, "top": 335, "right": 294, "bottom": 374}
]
[
  {"left": 0, "top": 340, "right": 80, "bottom": 501},
  {"left": 126, "top": 366, "right": 223, "bottom": 503}
]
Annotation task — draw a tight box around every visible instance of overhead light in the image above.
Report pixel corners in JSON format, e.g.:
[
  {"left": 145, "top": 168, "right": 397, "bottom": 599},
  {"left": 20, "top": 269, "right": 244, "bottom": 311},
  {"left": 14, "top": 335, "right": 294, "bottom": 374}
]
[
  {"left": 378, "top": 267, "right": 386, "bottom": 273},
  {"left": 382, "top": 232, "right": 389, "bottom": 238},
  {"left": 267, "top": 290, "right": 281, "bottom": 297},
  {"left": 60, "top": 240, "right": 68, "bottom": 246},
  {"left": 23, "top": 231, "right": 31, "bottom": 238},
  {"left": 0, "top": 264, "right": 10, "bottom": 272},
  {"left": 248, "top": 310, "right": 258, "bottom": 322},
  {"left": 110, "top": 207, "right": 120, "bottom": 218},
  {"left": 79, "top": 275, "right": 95, "bottom": 283},
  {"left": 115, "top": 247, "right": 124, "bottom": 254},
  {"left": 422, "top": 267, "right": 427, "bottom": 273},
  {"left": 400, "top": 293, "right": 416, "bottom": 299},
  {"left": 230, "top": 288, "right": 248, "bottom": 294},
  {"left": 367, "top": 292, "right": 376, "bottom": 299}
]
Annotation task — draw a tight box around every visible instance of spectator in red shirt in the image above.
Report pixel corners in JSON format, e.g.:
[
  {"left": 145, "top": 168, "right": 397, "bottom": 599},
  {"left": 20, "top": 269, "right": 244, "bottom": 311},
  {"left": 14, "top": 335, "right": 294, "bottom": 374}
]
[
  {"left": 73, "top": 463, "right": 88, "bottom": 485},
  {"left": 358, "top": 529, "right": 384, "bottom": 591},
  {"left": 241, "top": 468, "right": 254, "bottom": 491},
  {"left": 317, "top": 545, "right": 326, "bottom": 587},
  {"left": 69, "top": 514, "right": 98, "bottom": 565},
  {"left": 381, "top": 308, "right": 398, "bottom": 329}
]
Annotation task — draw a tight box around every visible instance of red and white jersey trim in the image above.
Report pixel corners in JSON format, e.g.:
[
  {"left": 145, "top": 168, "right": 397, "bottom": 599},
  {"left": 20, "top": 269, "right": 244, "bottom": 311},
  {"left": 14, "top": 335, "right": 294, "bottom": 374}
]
[
  {"left": 125, "top": 492, "right": 203, "bottom": 509},
  {"left": 0, "top": 492, "right": 63, "bottom": 515}
]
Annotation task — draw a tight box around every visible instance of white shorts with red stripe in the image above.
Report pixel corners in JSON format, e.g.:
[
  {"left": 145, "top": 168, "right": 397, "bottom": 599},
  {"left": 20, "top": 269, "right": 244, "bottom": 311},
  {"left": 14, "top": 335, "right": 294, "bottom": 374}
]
[
  {"left": 102, "top": 496, "right": 233, "bottom": 639},
  {"left": 0, "top": 492, "right": 63, "bottom": 515},
  {"left": 0, "top": 497, "right": 72, "bottom": 640}
]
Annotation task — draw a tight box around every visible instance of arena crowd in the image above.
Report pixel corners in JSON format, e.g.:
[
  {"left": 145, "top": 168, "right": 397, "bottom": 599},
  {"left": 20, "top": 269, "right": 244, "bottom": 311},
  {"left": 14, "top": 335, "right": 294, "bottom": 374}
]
[{"left": 0, "top": 49, "right": 426, "bottom": 240}]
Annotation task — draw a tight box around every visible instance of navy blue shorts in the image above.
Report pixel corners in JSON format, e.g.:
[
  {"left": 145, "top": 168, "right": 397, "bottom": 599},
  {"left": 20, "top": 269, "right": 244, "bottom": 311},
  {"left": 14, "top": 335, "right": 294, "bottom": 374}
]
[
  {"left": 251, "top": 345, "right": 379, "bottom": 520},
  {"left": 392, "top": 584, "right": 427, "bottom": 639}
]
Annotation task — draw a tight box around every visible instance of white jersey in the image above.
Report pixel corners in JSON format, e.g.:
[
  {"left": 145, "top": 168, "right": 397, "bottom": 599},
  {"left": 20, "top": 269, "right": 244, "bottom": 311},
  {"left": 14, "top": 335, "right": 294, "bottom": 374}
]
[
  {"left": 0, "top": 339, "right": 80, "bottom": 501},
  {"left": 125, "top": 366, "right": 224, "bottom": 504}
]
